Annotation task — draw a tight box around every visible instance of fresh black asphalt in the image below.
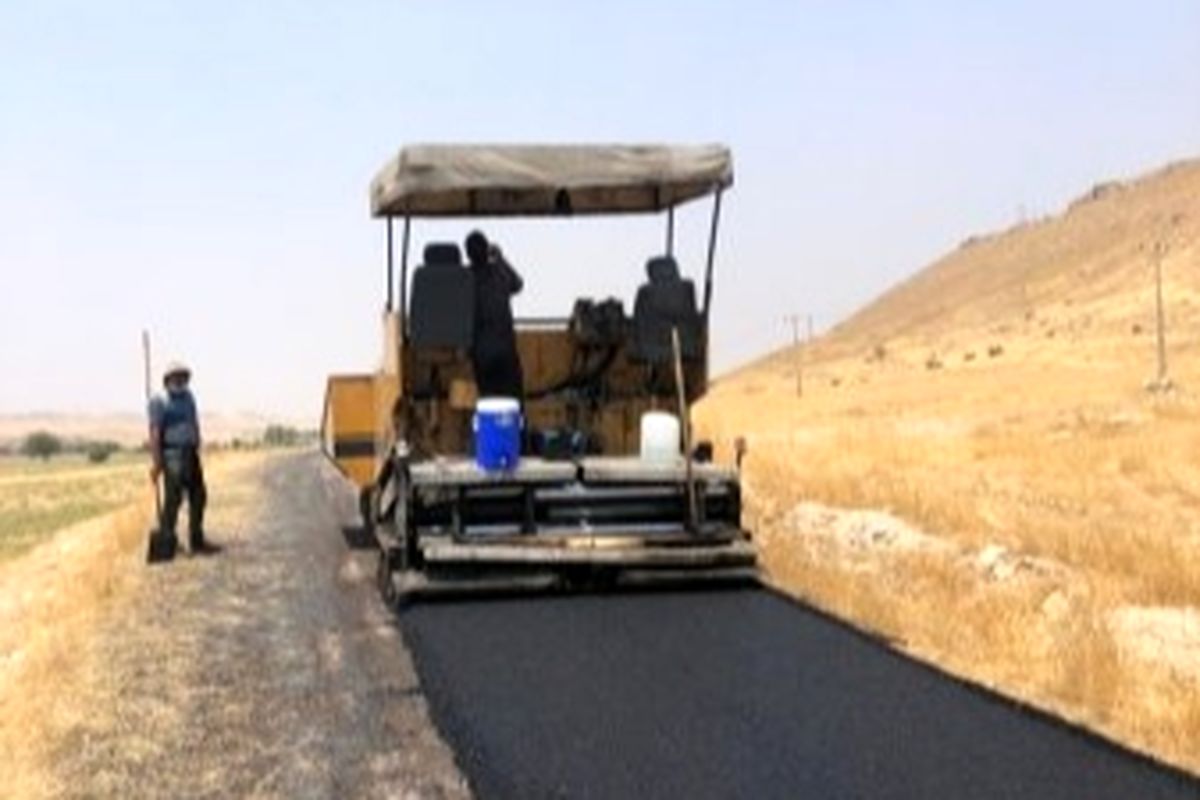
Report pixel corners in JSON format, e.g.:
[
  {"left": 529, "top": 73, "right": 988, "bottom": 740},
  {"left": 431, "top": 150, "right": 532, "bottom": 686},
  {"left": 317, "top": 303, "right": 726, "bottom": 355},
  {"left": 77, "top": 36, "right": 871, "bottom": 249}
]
[{"left": 401, "top": 587, "right": 1199, "bottom": 800}]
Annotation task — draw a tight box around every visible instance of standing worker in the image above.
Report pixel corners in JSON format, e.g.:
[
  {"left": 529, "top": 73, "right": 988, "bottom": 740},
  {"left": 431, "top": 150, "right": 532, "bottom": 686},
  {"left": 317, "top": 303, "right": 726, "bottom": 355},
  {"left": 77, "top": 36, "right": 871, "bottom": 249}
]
[
  {"left": 465, "top": 230, "right": 525, "bottom": 399},
  {"left": 148, "top": 361, "right": 217, "bottom": 555}
]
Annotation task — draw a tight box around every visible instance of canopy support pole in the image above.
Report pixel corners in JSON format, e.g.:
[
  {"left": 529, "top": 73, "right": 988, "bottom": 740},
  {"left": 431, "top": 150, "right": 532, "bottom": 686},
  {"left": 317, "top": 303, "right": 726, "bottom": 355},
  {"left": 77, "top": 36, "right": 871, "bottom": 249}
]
[
  {"left": 702, "top": 189, "right": 723, "bottom": 321},
  {"left": 386, "top": 218, "right": 394, "bottom": 311},
  {"left": 666, "top": 207, "right": 675, "bottom": 257},
  {"left": 399, "top": 216, "right": 411, "bottom": 335}
]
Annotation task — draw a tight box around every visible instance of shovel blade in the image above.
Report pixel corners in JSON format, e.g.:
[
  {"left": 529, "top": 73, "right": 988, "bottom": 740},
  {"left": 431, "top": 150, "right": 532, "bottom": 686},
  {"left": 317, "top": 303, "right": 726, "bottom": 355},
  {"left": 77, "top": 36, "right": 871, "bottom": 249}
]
[{"left": 146, "top": 529, "right": 177, "bottom": 564}]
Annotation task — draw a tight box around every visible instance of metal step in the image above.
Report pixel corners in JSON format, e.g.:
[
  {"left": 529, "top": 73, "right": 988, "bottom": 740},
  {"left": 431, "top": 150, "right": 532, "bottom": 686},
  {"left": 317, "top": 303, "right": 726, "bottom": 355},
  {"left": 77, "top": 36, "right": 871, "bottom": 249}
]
[
  {"left": 390, "top": 564, "right": 760, "bottom": 603},
  {"left": 393, "top": 569, "right": 564, "bottom": 600},
  {"left": 419, "top": 538, "right": 757, "bottom": 567},
  {"left": 438, "top": 525, "right": 740, "bottom": 546}
]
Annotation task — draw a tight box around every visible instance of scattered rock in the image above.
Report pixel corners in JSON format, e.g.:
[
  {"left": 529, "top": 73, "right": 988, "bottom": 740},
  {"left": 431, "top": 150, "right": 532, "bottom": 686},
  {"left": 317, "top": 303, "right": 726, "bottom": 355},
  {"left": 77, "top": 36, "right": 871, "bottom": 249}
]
[
  {"left": 1107, "top": 606, "right": 1200, "bottom": 680},
  {"left": 972, "top": 542, "right": 1064, "bottom": 583},
  {"left": 784, "top": 503, "right": 950, "bottom": 559},
  {"left": 1040, "top": 589, "right": 1071, "bottom": 622},
  {"left": 976, "top": 544, "right": 1012, "bottom": 580}
]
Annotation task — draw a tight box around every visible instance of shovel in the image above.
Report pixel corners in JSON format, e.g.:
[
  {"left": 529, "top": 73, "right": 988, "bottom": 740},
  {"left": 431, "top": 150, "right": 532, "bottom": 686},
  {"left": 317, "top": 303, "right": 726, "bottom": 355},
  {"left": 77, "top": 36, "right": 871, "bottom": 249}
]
[
  {"left": 146, "top": 471, "right": 177, "bottom": 563},
  {"left": 143, "top": 330, "right": 177, "bottom": 564}
]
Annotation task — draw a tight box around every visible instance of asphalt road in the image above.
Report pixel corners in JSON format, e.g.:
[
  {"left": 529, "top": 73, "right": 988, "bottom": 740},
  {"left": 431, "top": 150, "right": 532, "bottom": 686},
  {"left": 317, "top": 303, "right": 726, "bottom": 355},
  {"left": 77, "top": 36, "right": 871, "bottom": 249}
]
[{"left": 402, "top": 588, "right": 1199, "bottom": 800}]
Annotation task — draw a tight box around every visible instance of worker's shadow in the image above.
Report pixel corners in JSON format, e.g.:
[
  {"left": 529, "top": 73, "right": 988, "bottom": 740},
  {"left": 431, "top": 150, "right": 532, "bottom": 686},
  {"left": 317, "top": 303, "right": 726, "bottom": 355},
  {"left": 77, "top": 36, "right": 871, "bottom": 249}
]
[{"left": 341, "top": 525, "right": 377, "bottom": 551}]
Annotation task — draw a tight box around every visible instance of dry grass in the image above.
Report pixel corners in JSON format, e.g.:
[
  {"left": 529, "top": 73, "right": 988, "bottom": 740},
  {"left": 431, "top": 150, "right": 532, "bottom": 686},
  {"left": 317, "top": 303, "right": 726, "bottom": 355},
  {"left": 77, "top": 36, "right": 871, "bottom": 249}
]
[
  {"left": 0, "top": 451, "right": 266, "bottom": 799},
  {"left": 696, "top": 158, "right": 1200, "bottom": 775}
]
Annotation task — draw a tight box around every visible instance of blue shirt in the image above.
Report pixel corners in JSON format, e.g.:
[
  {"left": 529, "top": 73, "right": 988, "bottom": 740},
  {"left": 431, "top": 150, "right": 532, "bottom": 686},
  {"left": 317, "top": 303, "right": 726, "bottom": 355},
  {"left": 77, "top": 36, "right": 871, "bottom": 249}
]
[{"left": 148, "top": 389, "right": 200, "bottom": 449}]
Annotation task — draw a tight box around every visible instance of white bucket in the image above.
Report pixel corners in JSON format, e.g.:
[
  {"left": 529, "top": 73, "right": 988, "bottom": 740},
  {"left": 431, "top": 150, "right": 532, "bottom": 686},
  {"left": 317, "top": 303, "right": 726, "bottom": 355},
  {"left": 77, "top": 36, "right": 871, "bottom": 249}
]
[{"left": 639, "top": 411, "right": 681, "bottom": 462}]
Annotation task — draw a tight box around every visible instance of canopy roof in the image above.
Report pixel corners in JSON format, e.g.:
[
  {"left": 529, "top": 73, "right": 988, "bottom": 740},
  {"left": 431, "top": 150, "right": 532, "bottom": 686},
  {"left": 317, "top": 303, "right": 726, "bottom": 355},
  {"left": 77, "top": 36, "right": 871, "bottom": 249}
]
[{"left": 370, "top": 144, "right": 732, "bottom": 218}]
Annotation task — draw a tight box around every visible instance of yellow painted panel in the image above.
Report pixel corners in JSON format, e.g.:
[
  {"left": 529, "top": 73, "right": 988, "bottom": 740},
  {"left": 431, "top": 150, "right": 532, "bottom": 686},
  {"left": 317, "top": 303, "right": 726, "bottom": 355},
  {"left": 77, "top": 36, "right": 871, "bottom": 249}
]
[
  {"left": 322, "top": 373, "right": 378, "bottom": 489},
  {"left": 373, "top": 371, "right": 400, "bottom": 475},
  {"left": 340, "top": 456, "right": 375, "bottom": 487},
  {"left": 327, "top": 374, "right": 375, "bottom": 433}
]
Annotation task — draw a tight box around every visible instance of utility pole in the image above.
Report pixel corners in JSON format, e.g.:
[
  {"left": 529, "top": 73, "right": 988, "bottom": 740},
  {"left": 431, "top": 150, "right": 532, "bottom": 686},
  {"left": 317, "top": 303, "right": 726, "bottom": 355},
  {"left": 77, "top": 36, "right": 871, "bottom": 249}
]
[
  {"left": 784, "top": 313, "right": 805, "bottom": 397},
  {"left": 1150, "top": 241, "right": 1172, "bottom": 392}
]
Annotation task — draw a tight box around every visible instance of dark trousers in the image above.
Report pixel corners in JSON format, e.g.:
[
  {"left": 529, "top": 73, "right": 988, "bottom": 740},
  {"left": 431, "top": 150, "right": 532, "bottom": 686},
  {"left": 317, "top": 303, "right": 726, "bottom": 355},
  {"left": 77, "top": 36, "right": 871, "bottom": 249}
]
[
  {"left": 162, "top": 447, "right": 207, "bottom": 546},
  {"left": 472, "top": 343, "right": 524, "bottom": 399}
]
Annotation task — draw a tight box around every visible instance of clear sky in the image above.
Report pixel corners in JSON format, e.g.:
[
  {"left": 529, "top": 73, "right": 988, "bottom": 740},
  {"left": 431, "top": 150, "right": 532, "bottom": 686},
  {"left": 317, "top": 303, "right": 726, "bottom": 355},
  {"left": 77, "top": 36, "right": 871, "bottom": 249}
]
[{"left": 2, "top": 1, "right": 1197, "bottom": 420}]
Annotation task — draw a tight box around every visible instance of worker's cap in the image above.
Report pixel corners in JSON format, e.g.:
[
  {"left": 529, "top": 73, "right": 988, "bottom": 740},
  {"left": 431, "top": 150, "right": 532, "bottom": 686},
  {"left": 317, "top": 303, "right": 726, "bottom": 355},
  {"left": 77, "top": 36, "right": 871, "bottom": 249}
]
[{"left": 162, "top": 360, "right": 191, "bottom": 382}]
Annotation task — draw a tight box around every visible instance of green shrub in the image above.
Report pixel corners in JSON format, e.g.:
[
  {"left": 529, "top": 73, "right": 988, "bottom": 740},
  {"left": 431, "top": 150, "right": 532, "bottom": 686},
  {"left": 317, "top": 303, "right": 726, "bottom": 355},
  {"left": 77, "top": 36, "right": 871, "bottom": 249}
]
[
  {"left": 21, "top": 431, "right": 63, "bottom": 460},
  {"left": 86, "top": 441, "right": 121, "bottom": 464}
]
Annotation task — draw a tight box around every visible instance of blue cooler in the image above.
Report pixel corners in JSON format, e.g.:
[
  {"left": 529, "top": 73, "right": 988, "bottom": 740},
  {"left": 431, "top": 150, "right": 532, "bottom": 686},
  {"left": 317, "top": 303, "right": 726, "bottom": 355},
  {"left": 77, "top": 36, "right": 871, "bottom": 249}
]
[{"left": 473, "top": 397, "right": 522, "bottom": 471}]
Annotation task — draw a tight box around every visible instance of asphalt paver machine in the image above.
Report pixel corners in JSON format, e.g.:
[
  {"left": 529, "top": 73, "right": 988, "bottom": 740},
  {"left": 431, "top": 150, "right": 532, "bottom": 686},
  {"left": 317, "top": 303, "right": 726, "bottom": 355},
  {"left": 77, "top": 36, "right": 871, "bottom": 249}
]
[{"left": 322, "top": 143, "right": 756, "bottom": 602}]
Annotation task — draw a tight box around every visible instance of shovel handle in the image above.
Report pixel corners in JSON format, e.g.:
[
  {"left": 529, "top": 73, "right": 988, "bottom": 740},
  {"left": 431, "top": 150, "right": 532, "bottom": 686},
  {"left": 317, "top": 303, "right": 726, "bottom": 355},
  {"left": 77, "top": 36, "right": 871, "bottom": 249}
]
[
  {"left": 142, "top": 330, "right": 164, "bottom": 523},
  {"left": 151, "top": 473, "right": 163, "bottom": 519}
]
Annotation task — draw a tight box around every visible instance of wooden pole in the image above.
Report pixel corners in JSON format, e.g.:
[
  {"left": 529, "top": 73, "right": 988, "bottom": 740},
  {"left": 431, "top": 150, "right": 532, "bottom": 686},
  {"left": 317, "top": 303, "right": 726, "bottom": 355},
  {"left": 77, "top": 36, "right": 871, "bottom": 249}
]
[
  {"left": 1154, "top": 242, "right": 1168, "bottom": 387},
  {"left": 141, "top": 330, "right": 152, "bottom": 404},
  {"left": 672, "top": 327, "right": 699, "bottom": 533},
  {"left": 142, "top": 330, "right": 162, "bottom": 521},
  {"left": 784, "top": 313, "right": 803, "bottom": 396}
]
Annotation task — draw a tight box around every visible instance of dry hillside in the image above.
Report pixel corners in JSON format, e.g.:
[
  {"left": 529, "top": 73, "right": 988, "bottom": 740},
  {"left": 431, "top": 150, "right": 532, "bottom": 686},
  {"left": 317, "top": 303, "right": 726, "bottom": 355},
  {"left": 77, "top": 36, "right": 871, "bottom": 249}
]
[
  {"left": 697, "top": 157, "right": 1200, "bottom": 774},
  {"left": 791, "top": 158, "right": 1199, "bottom": 372}
]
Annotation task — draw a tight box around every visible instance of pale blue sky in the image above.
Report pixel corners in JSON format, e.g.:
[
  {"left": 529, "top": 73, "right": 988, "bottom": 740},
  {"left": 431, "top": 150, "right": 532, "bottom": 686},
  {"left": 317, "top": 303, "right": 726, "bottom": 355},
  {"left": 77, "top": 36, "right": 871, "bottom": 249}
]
[{"left": 2, "top": 1, "right": 1197, "bottom": 419}]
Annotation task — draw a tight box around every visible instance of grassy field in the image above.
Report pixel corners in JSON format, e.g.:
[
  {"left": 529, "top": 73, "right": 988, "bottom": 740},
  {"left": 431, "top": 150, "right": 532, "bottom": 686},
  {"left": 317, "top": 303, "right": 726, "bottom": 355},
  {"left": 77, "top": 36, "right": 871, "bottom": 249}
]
[
  {"left": 697, "top": 159, "right": 1200, "bottom": 774},
  {"left": 0, "top": 453, "right": 150, "bottom": 561}
]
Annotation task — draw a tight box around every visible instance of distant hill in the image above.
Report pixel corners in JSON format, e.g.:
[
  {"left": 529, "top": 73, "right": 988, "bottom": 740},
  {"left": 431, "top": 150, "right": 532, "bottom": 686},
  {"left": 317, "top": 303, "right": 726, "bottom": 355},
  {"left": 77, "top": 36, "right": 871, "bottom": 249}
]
[{"left": 0, "top": 411, "right": 309, "bottom": 448}]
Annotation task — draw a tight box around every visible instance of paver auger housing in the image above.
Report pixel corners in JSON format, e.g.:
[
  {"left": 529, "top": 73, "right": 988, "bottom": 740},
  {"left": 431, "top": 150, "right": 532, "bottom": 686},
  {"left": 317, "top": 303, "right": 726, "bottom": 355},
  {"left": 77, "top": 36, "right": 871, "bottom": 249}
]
[{"left": 322, "top": 143, "right": 756, "bottom": 602}]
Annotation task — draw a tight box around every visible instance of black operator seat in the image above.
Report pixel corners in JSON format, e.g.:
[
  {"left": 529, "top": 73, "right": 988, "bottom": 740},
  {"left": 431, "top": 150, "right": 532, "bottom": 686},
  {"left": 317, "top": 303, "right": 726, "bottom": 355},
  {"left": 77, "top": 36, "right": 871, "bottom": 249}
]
[
  {"left": 631, "top": 255, "right": 703, "bottom": 364},
  {"left": 409, "top": 242, "right": 475, "bottom": 349}
]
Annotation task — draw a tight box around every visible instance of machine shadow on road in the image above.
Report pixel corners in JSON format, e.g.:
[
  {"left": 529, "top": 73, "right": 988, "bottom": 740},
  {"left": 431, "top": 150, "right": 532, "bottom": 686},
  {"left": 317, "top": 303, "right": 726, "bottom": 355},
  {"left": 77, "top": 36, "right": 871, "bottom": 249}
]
[{"left": 341, "top": 524, "right": 378, "bottom": 551}]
